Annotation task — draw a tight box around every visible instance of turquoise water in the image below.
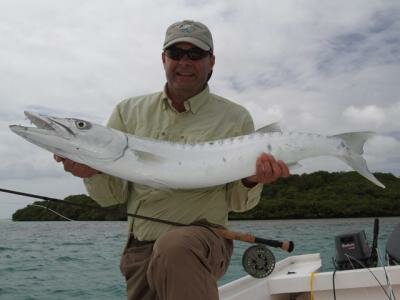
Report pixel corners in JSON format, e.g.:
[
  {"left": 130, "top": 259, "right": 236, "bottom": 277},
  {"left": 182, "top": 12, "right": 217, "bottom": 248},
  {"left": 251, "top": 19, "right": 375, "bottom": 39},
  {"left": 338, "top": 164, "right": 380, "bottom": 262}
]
[{"left": 0, "top": 217, "right": 398, "bottom": 299}]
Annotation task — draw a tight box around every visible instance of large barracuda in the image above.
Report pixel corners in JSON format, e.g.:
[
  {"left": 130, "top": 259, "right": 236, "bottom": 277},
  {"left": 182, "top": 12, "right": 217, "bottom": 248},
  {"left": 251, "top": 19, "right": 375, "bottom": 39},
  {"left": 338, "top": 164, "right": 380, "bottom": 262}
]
[{"left": 10, "top": 111, "right": 385, "bottom": 189}]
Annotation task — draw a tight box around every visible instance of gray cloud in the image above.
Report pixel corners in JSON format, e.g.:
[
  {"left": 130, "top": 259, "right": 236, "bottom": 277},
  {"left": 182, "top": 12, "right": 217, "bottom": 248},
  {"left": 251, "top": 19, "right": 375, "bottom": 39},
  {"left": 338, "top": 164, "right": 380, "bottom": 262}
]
[{"left": 1, "top": 0, "right": 400, "bottom": 218}]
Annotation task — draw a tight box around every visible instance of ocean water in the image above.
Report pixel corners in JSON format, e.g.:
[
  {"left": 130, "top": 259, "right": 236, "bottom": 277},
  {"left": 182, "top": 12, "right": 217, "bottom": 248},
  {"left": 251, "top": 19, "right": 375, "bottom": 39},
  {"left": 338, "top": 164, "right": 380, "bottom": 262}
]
[{"left": 0, "top": 217, "right": 398, "bottom": 300}]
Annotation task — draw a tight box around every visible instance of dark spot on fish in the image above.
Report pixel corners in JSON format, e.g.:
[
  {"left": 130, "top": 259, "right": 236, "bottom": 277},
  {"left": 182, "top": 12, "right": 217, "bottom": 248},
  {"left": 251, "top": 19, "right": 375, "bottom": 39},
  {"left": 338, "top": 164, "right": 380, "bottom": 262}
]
[
  {"left": 209, "top": 142, "right": 214, "bottom": 145},
  {"left": 267, "top": 144, "right": 272, "bottom": 152},
  {"left": 178, "top": 161, "right": 182, "bottom": 166},
  {"left": 222, "top": 157, "right": 227, "bottom": 162}
]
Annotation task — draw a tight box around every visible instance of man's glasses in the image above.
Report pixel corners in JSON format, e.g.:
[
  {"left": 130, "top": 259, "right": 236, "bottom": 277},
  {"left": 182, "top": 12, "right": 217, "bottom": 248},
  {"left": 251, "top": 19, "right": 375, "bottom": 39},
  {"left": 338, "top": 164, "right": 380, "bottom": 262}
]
[{"left": 164, "top": 47, "right": 211, "bottom": 61}]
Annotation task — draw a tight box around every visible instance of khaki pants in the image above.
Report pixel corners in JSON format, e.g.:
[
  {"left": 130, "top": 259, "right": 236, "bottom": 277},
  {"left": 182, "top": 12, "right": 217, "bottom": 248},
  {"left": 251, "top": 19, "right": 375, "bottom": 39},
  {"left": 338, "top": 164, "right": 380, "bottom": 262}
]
[{"left": 120, "top": 225, "right": 233, "bottom": 300}]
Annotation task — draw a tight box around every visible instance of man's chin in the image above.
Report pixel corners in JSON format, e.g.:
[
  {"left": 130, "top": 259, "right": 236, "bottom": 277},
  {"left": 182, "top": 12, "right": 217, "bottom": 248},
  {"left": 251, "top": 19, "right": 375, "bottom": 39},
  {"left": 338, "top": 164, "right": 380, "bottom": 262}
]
[
  {"left": 176, "top": 76, "right": 196, "bottom": 84},
  {"left": 174, "top": 81, "right": 199, "bottom": 90}
]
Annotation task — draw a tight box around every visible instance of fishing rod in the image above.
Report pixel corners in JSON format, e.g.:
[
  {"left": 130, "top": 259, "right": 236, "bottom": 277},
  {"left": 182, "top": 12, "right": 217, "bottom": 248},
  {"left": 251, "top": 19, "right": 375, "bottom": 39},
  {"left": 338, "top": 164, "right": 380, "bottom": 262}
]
[
  {"left": 1, "top": 187, "right": 294, "bottom": 277},
  {"left": 0, "top": 187, "right": 294, "bottom": 251}
]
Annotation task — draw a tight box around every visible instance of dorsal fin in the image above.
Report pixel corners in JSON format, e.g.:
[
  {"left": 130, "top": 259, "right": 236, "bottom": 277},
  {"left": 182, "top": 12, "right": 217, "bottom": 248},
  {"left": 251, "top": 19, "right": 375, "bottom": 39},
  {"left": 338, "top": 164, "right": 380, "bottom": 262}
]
[{"left": 256, "top": 122, "right": 282, "bottom": 133}]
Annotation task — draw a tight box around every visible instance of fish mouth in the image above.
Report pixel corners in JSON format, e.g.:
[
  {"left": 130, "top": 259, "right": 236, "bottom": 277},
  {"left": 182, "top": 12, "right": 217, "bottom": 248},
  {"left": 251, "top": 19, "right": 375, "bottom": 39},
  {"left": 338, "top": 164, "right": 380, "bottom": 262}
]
[
  {"left": 9, "top": 111, "right": 74, "bottom": 139},
  {"left": 24, "top": 111, "right": 55, "bottom": 131}
]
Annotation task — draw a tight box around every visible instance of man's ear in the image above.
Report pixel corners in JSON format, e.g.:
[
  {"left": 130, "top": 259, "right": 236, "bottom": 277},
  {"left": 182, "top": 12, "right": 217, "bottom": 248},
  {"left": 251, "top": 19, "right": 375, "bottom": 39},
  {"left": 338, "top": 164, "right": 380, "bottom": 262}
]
[
  {"left": 161, "top": 52, "right": 166, "bottom": 64},
  {"left": 210, "top": 54, "right": 215, "bottom": 69}
]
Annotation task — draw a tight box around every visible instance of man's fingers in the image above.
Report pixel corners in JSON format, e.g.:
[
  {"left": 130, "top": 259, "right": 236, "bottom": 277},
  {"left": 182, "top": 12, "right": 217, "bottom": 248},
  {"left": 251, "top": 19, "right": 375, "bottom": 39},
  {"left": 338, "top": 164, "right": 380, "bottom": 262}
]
[
  {"left": 62, "top": 159, "right": 76, "bottom": 173},
  {"left": 259, "top": 153, "right": 275, "bottom": 175},
  {"left": 278, "top": 160, "right": 290, "bottom": 177},
  {"left": 53, "top": 155, "right": 99, "bottom": 178},
  {"left": 271, "top": 161, "right": 281, "bottom": 178},
  {"left": 249, "top": 153, "right": 290, "bottom": 184},
  {"left": 53, "top": 154, "right": 65, "bottom": 162}
]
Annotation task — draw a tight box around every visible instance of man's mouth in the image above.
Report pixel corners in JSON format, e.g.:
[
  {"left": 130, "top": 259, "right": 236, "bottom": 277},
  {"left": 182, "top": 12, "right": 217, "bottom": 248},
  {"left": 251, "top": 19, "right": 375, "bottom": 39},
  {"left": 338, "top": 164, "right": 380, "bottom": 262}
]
[{"left": 176, "top": 71, "right": 195, "bottom": 77}]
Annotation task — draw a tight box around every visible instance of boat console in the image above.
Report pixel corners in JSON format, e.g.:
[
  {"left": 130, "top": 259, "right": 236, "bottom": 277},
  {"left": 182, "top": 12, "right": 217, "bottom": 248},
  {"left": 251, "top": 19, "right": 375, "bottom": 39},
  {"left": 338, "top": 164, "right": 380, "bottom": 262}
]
[{"left": 334, "top": 230, "right": 372, "bottom": 270}]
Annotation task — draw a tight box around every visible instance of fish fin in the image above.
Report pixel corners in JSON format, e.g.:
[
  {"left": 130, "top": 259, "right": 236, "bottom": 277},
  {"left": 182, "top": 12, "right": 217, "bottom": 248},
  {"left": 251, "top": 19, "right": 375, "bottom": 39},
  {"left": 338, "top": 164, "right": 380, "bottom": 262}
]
[
  {"left": 338, "top": 155, "right": 385, "bottom": 188},
  {"left": 287, "top": 162, "right": 302, "bottom": 170},
  {"left": 256, "top": 122, "right": 282, "bottom": 133},
  {"left": 132, "top": 149, "right": 166, "bottom": 163},
  {"left": 331, "top": 131, "right": 375, "bottom": 154},
  {"left": 147, "top": 179, "right": 172, "bottom": 190},
  {"left": 332, "top": 132, "right": 385, "bottom": 188}
]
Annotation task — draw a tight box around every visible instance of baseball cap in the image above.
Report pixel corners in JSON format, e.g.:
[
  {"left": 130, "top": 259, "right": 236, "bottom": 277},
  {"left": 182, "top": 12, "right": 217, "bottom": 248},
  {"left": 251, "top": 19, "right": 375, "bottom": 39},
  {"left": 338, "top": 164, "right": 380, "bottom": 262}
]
[{"left": 163, "top": 20, "right": 213, "bottom": 52}]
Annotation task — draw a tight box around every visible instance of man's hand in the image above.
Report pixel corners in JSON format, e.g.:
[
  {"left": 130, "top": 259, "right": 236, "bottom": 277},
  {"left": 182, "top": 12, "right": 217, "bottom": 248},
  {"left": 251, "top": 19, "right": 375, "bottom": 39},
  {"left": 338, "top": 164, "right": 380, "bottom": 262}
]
[
  {"left": 242, "top": 153, "right": 290, "bottom": 188},
  {"left": 54, "top": 154, "right": 100, "bottom": 178}
]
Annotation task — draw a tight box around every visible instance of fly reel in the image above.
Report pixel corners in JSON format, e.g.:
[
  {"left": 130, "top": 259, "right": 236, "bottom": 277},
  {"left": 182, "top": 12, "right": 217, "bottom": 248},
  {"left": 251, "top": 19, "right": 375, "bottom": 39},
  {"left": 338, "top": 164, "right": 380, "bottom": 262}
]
[{"left": 242, "top": 244, "right": 276, "bottom": 278}]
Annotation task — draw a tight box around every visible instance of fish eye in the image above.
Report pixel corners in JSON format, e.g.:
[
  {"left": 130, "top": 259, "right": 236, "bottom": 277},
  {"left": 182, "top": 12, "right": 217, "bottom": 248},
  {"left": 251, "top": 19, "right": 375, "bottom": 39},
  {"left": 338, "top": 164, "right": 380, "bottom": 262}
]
[{"left": 74, "top": 120, "right": 91, "bottom": 130}]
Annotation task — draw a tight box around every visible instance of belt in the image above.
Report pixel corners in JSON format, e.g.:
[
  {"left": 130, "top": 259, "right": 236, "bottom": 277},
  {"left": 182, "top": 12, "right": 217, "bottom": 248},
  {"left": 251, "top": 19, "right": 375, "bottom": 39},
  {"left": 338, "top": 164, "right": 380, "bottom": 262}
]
[{"left": 126, "top": 234, "right": 155, "bottom": 248}]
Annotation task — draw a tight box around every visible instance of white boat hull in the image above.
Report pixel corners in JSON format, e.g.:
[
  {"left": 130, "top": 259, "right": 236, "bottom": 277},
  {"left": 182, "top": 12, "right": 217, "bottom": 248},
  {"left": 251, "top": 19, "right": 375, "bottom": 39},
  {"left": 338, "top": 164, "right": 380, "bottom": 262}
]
[{"left": 219, "top": 253, "right": 400, "bottom": 300}]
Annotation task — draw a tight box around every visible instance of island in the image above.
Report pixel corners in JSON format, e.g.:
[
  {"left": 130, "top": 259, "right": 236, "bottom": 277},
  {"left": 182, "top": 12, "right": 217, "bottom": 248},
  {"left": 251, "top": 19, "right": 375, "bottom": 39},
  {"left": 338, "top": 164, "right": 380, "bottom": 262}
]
[{"left": 12, "top": 171, "right": 400, "bottom": 221}]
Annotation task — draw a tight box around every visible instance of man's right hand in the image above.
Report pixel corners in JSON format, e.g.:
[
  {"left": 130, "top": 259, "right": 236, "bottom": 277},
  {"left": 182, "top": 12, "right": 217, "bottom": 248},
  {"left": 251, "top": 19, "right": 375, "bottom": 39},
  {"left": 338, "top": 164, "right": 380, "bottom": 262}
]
[{"left": 54, "top": 154, "right": 100, "bottom": 178}]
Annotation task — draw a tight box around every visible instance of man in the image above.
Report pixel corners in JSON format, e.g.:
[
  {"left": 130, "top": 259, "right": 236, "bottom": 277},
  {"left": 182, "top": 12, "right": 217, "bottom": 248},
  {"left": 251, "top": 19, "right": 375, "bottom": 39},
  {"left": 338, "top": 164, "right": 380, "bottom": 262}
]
[{"left": 55, "top": 20, "right": 289, "bottom": 300}]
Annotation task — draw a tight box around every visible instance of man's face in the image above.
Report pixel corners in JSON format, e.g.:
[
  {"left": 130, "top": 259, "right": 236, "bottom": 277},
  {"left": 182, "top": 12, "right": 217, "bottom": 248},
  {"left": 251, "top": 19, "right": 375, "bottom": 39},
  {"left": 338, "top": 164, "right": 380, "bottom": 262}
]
[{"left": 162, "top": 42, "right": 215, "bottom": 97}]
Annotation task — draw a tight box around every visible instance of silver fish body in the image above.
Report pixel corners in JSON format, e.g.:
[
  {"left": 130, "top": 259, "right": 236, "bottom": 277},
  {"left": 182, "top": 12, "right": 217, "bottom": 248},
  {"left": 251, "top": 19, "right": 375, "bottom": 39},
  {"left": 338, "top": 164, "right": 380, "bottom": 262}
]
[{"left": 9, "top": 111, "right": 385, "bottom": 189}]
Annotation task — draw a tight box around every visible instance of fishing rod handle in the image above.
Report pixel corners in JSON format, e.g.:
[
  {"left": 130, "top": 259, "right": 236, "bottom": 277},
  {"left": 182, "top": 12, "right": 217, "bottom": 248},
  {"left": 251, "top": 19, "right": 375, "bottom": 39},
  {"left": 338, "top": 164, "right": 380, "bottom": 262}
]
[
  {"left": 216, "top": 229, "right": 294, "bottom": 252},
  {"left": 217, "top": 230, "right": 255, "bottom": 243},
  {"left": 255, "top": 237, "right": 294, "bottom": 253}
]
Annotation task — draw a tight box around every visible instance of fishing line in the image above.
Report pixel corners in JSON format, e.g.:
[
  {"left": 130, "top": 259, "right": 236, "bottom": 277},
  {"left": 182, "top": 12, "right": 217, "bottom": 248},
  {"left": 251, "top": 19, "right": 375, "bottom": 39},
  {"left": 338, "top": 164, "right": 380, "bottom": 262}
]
[
  {"left": 379, "top": 249, "right": 397, "bottom": 300},
  {"left": 30, "top": 204, "right": 74, "bottom": 221},
  {"left": 332, "top": 269, "right": 337, "bottom": 300},
  {"left": 344, "top": 253, "right": 392, "bottom": 299},
  {"left": 331, "top": 257, "right": 337, "bottom": 300}
]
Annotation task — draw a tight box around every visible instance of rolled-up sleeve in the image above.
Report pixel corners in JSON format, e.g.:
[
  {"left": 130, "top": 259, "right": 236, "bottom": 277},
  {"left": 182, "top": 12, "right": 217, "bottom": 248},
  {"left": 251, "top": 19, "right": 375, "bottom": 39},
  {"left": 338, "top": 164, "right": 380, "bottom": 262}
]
[
  {"left": 84, "top": 174, "right": 129, "bottom": 207},
  {"left": 226, "top": 181, "right": 263, "bottom": 212}
]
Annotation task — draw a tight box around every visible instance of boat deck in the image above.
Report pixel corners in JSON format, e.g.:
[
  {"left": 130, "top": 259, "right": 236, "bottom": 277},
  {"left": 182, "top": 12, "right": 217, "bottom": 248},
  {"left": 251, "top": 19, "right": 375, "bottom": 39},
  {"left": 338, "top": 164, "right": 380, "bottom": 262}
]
[{"left": 219, "top": 253, "right": 400, "bottom": 300}]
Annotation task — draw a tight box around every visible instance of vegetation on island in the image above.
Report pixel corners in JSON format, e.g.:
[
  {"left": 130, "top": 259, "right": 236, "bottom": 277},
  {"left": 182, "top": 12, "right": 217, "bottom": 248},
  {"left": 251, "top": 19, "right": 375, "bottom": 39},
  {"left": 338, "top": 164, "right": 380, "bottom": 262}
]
[
  {"left": 12, "top": 194, "right": 126, "bottom": 221},
  {"left": 230, "top": 171, "right": 400, "bottom": 219},
  {"left": 12, "top": 171, "right": 400, "bottom": 221}
]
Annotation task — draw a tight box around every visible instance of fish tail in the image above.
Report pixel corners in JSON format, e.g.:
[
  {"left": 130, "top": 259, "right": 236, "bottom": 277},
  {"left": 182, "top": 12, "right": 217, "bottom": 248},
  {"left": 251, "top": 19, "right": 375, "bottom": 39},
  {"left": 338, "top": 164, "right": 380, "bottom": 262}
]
[{"left": 332, "top": 132, "right": 385, "bottom": 188}]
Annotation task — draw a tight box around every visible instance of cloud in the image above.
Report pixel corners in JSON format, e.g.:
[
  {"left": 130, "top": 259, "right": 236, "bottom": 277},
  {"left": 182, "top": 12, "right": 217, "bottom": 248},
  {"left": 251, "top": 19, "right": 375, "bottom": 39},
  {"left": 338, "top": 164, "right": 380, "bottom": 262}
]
[
  {"left": 364, "top": 135, "right": 400, "bottom": 175},
  {"left": 342, "top": 105, "right": 386, "bottom": 127},
  {"left": 342, "top": 102, "right": 400, "bottom": 131},
  {"left": 1, "top": 0, "right": 400, "bottom": 218}
]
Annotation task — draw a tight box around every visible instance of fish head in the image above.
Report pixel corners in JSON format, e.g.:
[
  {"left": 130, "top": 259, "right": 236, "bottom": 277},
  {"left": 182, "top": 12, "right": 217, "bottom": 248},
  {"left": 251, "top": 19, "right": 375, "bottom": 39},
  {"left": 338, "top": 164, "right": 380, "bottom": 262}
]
[{"left": 9, "top": 111, "right": 127, "bottom": 163}]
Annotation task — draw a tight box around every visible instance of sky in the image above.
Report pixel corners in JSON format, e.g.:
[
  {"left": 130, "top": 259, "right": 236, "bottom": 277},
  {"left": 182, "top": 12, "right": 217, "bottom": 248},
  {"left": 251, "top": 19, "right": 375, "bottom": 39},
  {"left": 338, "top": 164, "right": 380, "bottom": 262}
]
[{"left": 1, "top": 0, "right": 399, "bottom": 219}]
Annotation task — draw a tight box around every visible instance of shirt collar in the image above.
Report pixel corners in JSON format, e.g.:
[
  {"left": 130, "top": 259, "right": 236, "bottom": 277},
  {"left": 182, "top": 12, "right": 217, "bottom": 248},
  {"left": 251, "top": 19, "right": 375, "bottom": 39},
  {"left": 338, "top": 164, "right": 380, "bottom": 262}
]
[{"left": 162, "top": 84, "right": 210, "bottom": 114}]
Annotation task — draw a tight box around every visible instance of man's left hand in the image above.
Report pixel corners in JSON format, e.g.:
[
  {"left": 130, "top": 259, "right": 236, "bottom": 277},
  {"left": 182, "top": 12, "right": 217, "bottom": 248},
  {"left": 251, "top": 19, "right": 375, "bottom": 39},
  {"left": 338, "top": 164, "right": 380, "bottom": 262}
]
[{"left": 242, "top": 153, "right": 290, "bottom": 188}]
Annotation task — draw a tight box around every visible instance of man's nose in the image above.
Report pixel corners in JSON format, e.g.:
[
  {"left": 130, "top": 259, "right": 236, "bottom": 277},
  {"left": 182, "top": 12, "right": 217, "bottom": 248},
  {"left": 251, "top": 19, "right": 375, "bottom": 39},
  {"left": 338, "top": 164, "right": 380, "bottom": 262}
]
[{"left": 178, "top": 54, "right": 192, "bottom": 64}]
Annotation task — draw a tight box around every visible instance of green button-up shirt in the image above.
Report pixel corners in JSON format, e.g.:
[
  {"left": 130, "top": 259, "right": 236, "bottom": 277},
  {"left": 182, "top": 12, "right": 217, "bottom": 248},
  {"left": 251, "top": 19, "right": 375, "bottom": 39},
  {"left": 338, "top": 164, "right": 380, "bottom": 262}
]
[{"left": 84, "top": 86, "right": 262, "bottom": 241}]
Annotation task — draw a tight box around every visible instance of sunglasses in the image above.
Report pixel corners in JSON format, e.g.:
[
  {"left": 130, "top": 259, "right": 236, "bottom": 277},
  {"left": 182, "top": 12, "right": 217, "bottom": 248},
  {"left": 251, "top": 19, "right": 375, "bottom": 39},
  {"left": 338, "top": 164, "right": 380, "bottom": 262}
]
[{"left": 164, "top": 47, "right": 211, "bottom": 61}]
